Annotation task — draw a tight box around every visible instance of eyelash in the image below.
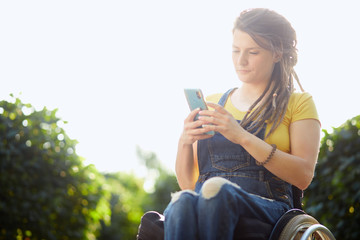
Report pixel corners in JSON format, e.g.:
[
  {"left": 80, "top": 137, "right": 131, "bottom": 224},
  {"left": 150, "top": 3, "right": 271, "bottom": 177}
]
[{"left": 232, "top": 50, "right": 259, "bottom": 55}]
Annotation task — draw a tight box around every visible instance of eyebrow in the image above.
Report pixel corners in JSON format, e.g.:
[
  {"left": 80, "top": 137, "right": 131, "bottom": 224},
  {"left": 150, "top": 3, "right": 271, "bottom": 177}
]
[{"left": 232, "top": 45, "right": 262, "bottom": 50}]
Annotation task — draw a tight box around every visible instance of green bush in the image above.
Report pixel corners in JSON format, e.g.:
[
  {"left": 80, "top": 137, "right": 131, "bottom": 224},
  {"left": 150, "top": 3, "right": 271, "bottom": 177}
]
[
  {"left": 136, "top": 146, "right": 180, "bottom": 213},
  {"left": 98, "top": 172, "right": 148, "bottom": 240},
  {"left": 304, "top": 115, "right": 360, "bottom": 239},
  {"left": 0, "top": 96, "right": 110, "bottom": 240}
]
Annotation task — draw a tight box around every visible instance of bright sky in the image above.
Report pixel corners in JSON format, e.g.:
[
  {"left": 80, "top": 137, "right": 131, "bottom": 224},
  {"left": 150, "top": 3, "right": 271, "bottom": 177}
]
[{"left": 1, "top": 1, "right": 359, "bottom": 175}]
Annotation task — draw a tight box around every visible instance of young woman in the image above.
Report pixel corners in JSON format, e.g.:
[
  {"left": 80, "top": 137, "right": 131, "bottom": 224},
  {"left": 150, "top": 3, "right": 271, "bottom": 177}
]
[{"left": 164, "top": 8, "right": 320, "bottom": 239}]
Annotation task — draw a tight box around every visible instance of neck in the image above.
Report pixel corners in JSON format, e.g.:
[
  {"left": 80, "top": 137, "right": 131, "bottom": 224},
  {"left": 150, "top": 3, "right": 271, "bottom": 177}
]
[
  {"left": 231, "top": 83, "right": 270, "bottom": 112},
  {"left": 239, "top": 82, "right": 268, "bottom": 100}
]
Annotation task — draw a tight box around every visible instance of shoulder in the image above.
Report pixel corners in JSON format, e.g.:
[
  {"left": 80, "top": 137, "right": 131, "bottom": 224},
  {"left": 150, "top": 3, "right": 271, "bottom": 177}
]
[
  {"left": 287, "top": 91, "right": 319, "bottom": 122},
  {"left": 289, "top": 92, "right": 314, "bottom": 106}
]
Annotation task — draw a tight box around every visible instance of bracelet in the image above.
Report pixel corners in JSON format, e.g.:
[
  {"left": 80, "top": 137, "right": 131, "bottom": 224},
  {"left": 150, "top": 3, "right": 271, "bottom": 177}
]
[{"left": 256, "top": 144, "right": 277, "bottom": 166}]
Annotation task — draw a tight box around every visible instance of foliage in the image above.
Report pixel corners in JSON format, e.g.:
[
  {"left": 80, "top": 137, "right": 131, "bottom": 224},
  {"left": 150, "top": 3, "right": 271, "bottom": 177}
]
[
  {"left": 97, "top": 147, "right": 179, "bottom": 239},
  {"left": 136, "top": 146, "right": 180, "bottom": 213},
  {"left": 304, "top": 115, "right": 360, "bottom": 240},
  {"left": 97, "top": 172, "right": 148, "bottom": 240},
  {"left": 0, "top": 95, "right": 183, "bottom": 239},
  {"left": 0, "top": 96, "right": 110, "bottom": 240}
]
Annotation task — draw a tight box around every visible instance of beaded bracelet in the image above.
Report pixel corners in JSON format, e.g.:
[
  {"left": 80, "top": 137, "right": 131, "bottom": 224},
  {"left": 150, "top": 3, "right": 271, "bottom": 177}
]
[{"left": 256, "top": 144, "right": 277, "bottom": 166}]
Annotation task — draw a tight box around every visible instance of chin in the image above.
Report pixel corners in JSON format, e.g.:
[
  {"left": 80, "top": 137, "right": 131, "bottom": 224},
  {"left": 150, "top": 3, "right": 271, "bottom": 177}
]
[{"left": 237, "top": 76, "right": 251, "bottom": 83}]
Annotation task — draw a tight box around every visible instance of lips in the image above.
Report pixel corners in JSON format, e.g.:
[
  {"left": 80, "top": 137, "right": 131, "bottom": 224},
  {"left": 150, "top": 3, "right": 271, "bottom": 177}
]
[{"left": 237, "top": 69, "right": 251, "bottom": 74}]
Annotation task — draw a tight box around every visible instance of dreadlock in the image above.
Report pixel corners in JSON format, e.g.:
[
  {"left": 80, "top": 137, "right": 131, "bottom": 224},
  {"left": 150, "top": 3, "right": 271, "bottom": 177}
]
[{"left": 233, "top": 8, "right": 303, "bottom": 137}]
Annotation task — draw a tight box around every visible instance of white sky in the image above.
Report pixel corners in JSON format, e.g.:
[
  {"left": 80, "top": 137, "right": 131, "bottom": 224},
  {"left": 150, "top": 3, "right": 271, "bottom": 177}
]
[{"left": 1, "top": 0, "right": 359, "bottom": 175}]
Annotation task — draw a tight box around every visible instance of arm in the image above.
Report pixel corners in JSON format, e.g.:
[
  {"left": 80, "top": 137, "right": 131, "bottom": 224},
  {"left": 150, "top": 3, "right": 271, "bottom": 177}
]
[
  {"left": 175, "top": 108, "right": 213, "bottom": 190},
  {"left": 238, "top": 119, "right": 320, "bottom": 190},
  {"left": 201, "top": 102, "right": 321, "bottom": 190},
  {"left": 175, "top": 141, "right": 199, "bottom": 190}
]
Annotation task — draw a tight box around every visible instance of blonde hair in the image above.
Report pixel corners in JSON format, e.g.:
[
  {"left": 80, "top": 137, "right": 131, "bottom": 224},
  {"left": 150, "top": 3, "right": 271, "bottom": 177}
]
[{"left": 233, "top": 8, "right": 303, "bottom": 137}]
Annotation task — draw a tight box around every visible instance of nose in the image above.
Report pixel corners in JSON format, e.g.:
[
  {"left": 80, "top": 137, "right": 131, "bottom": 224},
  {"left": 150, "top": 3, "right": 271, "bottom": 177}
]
[{"left": 236, "top": 52, "right": 248, "bottom": 66}]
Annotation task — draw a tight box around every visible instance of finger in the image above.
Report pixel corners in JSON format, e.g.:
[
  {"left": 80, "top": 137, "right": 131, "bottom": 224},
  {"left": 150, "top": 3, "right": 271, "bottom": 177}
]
[
  {"left": 206, "top": 102, "right": 229, "bottom": 115},
  {"left": 185, "top": 119, "right": 205, "bottom": 130},
  {"left": 198, "top": 109, "right": 227, "bottom": 123},
  {"left": 201, "top": 124, "right": 220, "bottom": 135},
  {"left": 185, "top": 108, "right": 201, "bottom": 122},
  {"left": 196, "top": 127, "right": 215, "bottom": 138},
  {"left": 198, "top": 115, "right": 217, "bottom": 125},
  {"left": 181, "top": 129, "right": 212, "bottom": 144},
  {"left": 185, "top": 127, "right": 214, "bottom": 141}
]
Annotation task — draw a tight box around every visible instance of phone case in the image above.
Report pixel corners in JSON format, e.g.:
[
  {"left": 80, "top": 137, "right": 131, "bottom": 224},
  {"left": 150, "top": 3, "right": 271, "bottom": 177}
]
[
  {"left": 184, "top": 89, "right": 215, "bottom": 135},
  {"left": 184, "top": 89, "right": 208, "bottom": 120}
]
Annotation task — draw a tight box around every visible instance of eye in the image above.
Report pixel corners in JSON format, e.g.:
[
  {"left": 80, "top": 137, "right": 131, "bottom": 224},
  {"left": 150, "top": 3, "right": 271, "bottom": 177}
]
[{"left": 249, "top": 51, "right": 259, "bottom": 55}]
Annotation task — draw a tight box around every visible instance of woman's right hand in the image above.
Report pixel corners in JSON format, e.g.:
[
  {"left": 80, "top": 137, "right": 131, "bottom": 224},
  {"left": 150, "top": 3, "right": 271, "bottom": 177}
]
[{"left": 180, "top": 108, "right": 214, "bottom": 145}]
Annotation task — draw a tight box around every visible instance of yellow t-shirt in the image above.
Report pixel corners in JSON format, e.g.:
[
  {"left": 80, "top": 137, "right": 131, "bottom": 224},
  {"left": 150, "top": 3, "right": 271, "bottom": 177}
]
[{"left": 206, "top": 92, "right": 319, "bottom": 154}]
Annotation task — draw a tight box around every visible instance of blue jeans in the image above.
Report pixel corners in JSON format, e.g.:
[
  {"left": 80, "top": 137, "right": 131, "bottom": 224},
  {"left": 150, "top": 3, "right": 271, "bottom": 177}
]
[{"left": 164, "top": 177, "right": 289, "bottom": 240}]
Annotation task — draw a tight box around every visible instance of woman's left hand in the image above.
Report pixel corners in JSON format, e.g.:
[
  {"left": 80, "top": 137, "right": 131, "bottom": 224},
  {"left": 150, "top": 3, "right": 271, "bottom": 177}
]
[{"left": 198, "top": 102, "right": 247, "bottom": 145}]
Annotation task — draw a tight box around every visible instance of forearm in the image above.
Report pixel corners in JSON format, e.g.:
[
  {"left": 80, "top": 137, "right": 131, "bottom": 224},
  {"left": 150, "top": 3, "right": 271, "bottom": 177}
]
[
  {"left": 238, "top": 130, "right": 316, "bottom": 190},
  {"left": 175, "top": 140, "right": 199, "bottom": 190}
]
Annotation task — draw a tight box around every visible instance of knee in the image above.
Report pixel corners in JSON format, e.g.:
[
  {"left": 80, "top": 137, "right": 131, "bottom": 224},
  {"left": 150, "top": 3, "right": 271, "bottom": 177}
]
[
  {"left": 201, "top": 177, "right": 239, "bottom": 199},
  {"left": 170, "top": 190, "right": 197, "bottom": 204},
  {"left": 165, "top": 190, "right": 198, "bottom": 220}
]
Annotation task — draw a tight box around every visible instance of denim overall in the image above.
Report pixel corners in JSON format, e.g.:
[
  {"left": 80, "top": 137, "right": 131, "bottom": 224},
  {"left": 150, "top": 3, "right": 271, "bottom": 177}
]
[
  {"left": 164, "top": 89, "right": 293, "bottom": 240},
  {"left": 195, "top": 88, "right": 293, "bottom": 206}
]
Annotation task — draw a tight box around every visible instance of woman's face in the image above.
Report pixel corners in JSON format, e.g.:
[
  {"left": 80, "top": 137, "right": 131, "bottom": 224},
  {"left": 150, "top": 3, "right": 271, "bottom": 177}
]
[{"left": 232, "top": 29, "right": 278, "bottom": 86}]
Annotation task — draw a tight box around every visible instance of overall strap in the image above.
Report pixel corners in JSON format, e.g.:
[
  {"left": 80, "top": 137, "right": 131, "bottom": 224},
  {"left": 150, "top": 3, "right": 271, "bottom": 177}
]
[{"left": 218, "top": 88, "right": 237, "bottom": 107}]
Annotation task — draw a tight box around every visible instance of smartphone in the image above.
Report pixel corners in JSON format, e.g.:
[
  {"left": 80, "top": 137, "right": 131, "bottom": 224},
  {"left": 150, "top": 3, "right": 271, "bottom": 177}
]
[{"left": 184, "top": 88, "right": 215, "bottom": 135}]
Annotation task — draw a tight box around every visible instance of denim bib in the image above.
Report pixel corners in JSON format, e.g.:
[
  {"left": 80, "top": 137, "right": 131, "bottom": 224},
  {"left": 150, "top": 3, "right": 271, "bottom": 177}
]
[{"left": 195, "top": 88, "right": 293, "bottom": 206}]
